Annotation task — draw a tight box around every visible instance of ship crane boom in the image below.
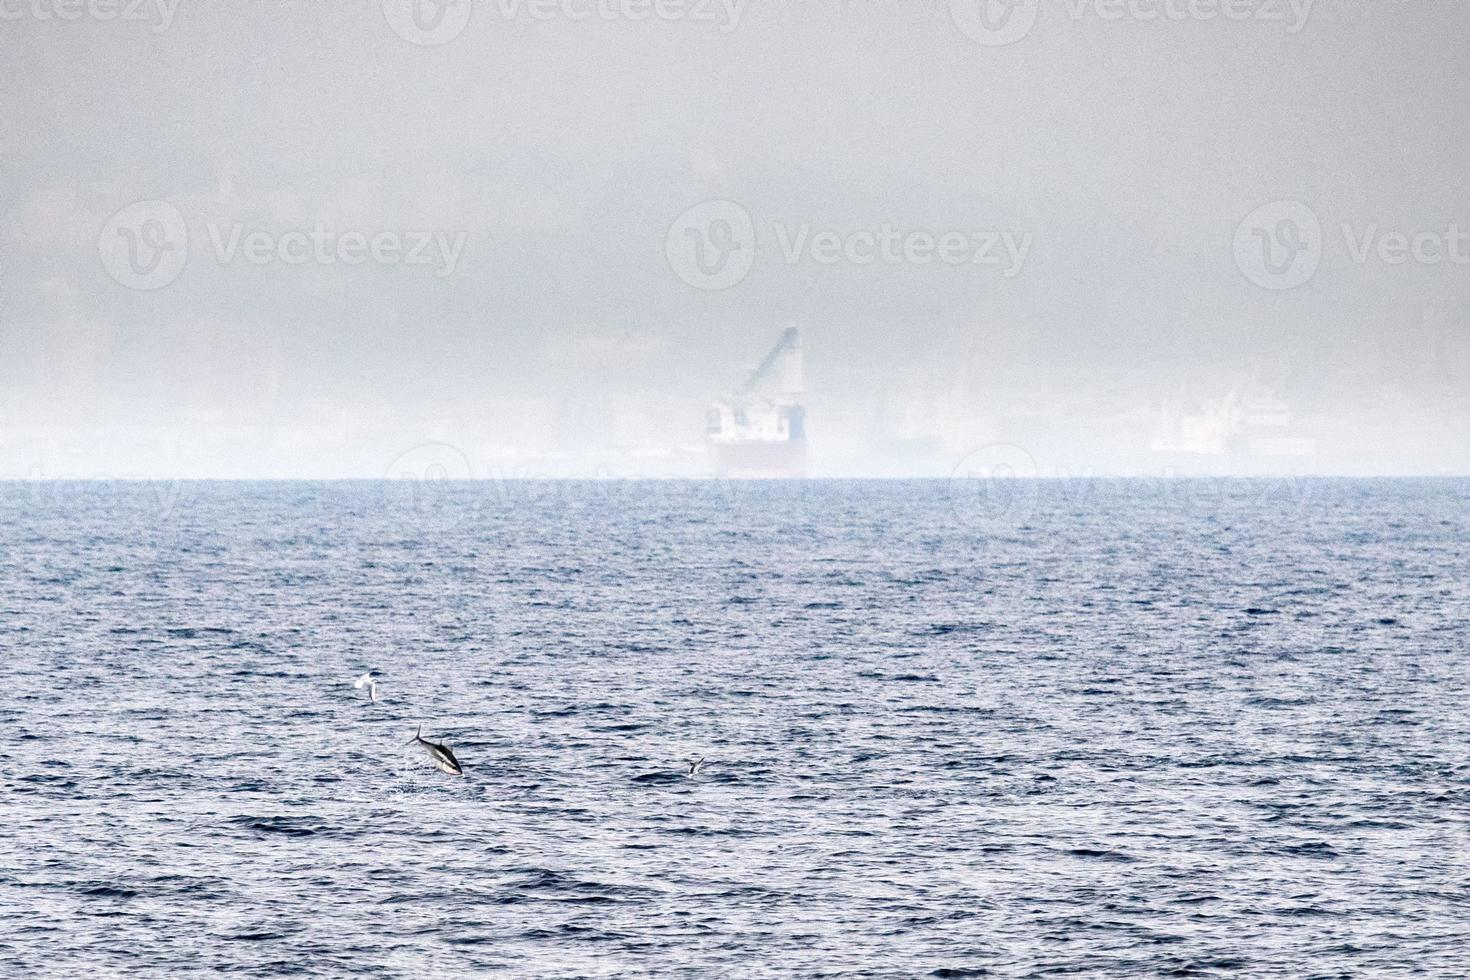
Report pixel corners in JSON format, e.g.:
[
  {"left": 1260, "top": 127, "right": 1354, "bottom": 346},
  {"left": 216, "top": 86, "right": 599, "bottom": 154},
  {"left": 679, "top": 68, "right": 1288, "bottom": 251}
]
[
  {"left": 707, "top": 328, "right": 807, "bottom": 477},
  {"left": 739, "top": 327, "right": 802, "bottom": 397}
]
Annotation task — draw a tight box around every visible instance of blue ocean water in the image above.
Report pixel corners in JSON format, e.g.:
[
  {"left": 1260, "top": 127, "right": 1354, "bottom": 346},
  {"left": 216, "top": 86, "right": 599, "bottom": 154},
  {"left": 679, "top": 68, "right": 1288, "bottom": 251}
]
[{"left": 3, "top": 478, "right": 1468, "bottom": 977}]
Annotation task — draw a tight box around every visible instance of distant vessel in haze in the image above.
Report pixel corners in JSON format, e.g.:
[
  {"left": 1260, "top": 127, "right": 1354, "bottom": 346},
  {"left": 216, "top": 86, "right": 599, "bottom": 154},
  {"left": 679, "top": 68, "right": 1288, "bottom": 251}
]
[
  {"left": 707, "top": 328, "right": 807, "bottom": 478},
  {"left": 1151, "top": 388, "right": 1316, "bottom": 459}
]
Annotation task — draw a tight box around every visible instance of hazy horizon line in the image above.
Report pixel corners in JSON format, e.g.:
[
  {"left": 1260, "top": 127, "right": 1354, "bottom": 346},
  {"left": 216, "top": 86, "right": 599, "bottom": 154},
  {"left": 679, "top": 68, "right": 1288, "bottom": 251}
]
[{"left": 3, "top": 474, "right": 1467, "bottom": 483}]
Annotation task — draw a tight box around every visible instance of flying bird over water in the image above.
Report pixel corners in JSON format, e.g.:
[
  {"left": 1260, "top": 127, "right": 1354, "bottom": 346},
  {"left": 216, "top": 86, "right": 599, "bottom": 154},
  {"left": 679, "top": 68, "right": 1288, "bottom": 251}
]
[
  {"left": 686, "top": 757, "right": 706, "bottom": 777},
  {"left": 353, "top": 672, "right": 380, "bottom": 703},
  {"left": 409, "top": 725, "right": 464, "bottom": 776}
]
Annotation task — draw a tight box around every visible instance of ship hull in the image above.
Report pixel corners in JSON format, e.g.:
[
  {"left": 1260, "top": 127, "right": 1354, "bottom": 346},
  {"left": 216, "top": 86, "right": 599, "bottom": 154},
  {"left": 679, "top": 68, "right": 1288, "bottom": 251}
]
[{"left": 713, "top": 439, "right": 806, "bottom": 478}]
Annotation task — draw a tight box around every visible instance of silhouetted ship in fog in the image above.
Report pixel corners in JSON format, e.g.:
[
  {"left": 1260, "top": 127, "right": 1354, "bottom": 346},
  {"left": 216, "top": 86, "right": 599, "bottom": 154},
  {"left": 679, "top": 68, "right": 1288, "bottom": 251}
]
[{"left": 706, "top": 328, "right": 807, "bottom": 478}]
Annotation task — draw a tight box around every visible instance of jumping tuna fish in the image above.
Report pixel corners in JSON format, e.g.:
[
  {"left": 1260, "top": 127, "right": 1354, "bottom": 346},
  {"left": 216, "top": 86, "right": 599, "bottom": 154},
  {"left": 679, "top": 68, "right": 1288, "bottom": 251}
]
[{"left": 408, "top": 724, "right": 463, "bottom": 776}]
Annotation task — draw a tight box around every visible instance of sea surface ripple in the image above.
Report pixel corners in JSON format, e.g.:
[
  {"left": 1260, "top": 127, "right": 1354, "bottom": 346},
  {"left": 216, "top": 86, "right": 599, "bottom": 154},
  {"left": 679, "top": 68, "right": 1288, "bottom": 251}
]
[{"left": 3, "top": 479, "right": 1469, "bottom": 977}]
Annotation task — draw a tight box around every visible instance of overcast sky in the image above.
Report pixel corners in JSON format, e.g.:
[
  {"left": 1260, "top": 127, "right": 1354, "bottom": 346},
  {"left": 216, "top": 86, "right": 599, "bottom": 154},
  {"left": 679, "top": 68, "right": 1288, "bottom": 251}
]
[{"left": 2, "top": 0, "right": 1467, "bottom": 478}]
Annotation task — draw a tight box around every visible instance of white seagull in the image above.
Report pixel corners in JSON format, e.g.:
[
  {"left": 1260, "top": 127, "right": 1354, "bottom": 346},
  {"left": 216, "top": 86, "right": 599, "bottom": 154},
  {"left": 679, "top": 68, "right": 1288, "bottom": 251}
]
[{"left": 353, "top": 672, "right": 381, "bottom": 703}]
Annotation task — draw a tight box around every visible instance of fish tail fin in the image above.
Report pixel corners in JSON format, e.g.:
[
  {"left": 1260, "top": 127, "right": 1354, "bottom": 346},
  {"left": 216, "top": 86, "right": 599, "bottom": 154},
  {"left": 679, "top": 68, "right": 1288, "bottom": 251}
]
[{"left": 407, "top": 723, "right": 421, "bottom": 744}]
